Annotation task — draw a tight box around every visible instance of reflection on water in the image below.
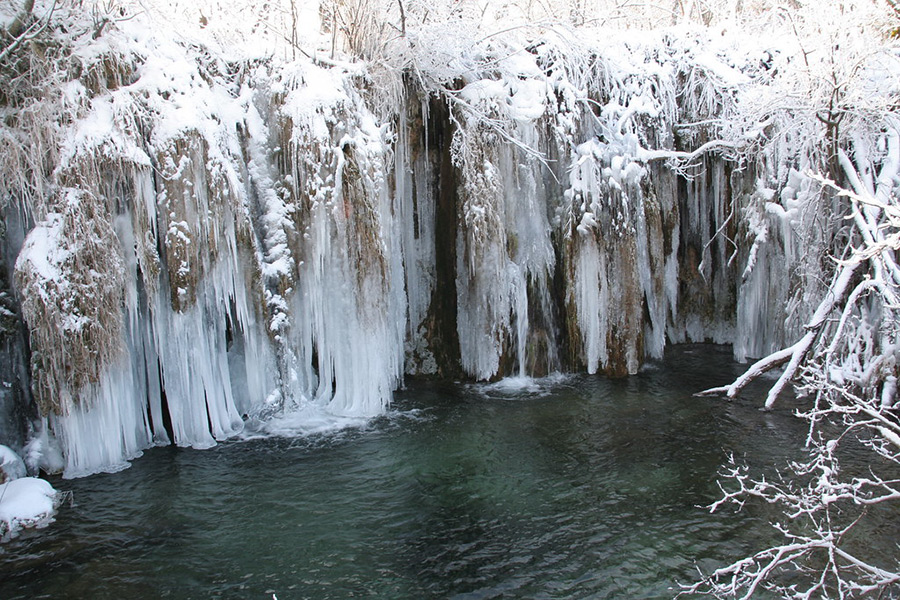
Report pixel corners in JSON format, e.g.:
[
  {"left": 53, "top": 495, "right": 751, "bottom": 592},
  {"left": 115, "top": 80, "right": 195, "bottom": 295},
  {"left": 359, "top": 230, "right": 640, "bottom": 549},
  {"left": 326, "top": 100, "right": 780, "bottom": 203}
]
[{"left": 1, "top": 345, "right": 812, "bottom": 599}]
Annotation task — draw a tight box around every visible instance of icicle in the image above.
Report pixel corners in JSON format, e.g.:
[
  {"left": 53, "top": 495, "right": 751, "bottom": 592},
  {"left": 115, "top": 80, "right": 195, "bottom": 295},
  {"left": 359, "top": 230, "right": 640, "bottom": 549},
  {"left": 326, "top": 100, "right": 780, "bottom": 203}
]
[
  {"left": 51, "top": 362, "right": 152, "bottom": 478},
  {"left": 396, "top": 101, "right": 439, "bottom": 374},
  {"left": 573, "top": 235, "right": 608, "bottom": 374},
  {"left": 13, "top": 12, "right": 893, "bottom": 476},
  {"left": 276, "top": 63, "right": 405, "bottom": 418}
]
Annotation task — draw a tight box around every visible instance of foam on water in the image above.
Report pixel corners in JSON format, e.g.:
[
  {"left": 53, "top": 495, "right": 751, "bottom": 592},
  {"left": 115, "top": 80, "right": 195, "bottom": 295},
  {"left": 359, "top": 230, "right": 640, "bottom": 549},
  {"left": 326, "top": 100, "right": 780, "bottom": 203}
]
[
  {"left": 471, "top": 373, "right": 575, "bottom": 399},
  {"left": 258, "top": 405, "right": 371, "bottom": 438}
]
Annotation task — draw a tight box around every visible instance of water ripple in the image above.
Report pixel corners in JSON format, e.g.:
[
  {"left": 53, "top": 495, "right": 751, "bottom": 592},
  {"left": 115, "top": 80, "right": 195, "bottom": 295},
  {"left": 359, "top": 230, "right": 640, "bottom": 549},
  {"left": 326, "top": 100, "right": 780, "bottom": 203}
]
[{"left": 0, "top": 345, "right": 848, "bottom": 599}]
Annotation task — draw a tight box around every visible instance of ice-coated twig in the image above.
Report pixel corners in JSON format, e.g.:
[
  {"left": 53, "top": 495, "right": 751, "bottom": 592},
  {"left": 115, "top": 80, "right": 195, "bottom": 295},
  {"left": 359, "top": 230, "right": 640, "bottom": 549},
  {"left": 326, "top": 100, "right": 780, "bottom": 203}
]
[{"left": 696, "top": 257, "right": 860, "bottom": 408}]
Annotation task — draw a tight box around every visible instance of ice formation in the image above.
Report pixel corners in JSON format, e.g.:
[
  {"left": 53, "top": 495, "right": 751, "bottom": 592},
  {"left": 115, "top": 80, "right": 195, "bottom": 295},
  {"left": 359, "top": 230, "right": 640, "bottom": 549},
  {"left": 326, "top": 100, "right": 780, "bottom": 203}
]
[{"left": 0, "top": 2, "right": 897, "bottom": 477}]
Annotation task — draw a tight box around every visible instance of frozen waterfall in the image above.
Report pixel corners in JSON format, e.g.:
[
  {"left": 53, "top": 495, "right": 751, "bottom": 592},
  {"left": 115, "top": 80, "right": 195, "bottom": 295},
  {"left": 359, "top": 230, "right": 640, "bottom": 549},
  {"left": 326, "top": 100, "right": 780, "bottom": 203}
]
[{"left": 0, "top": 12, "right": 879, "bottom": 477}]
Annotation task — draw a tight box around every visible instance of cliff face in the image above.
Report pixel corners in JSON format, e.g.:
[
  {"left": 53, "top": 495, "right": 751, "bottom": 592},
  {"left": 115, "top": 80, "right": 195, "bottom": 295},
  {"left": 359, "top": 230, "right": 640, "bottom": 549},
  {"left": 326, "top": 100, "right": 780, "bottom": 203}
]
[{"left": 0, "top": 7, "right": 893, "bottom": 477}]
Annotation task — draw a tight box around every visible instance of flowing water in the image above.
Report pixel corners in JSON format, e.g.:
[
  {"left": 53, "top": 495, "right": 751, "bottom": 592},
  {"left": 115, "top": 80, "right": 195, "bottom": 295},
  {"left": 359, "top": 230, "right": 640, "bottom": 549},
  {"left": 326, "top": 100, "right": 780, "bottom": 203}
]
[{"left": 0, "top": 345, "right": 817, "bottom": 599}]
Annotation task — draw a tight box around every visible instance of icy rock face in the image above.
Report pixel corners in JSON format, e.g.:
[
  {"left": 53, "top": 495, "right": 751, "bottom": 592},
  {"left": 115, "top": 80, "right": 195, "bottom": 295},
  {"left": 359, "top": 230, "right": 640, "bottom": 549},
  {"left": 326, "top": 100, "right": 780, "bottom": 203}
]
[
  {"left": 7, "top": 27, "right": 405, "bottom": 477},
  {"left": 394, "top": 96, "right": 441, "bottom": 376},
  {"left": 0, "top": 15, "right": 862, "bottom": 476},
  {"left": 451, "top": 80, "right": 558, "bottom": 380},
  {"left": 274, "top": 64, "right": 405, "bottom": 417},
  {"left": 0, "top": 205, "right": 33, "bottom": 456},
  {"left": 565, "top": 140, "right": 652, "bottom": 376}
]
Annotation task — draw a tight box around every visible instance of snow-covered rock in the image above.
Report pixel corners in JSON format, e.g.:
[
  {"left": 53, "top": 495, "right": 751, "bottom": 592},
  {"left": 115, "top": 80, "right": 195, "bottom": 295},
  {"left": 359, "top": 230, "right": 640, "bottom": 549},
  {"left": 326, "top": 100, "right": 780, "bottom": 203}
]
[
  {"left": 0, "top": 445, "right": 26, "bottom": 482},
  {"left": 0, "top": 477, "right": 60, "bottom": 540},
  {"left": 0, "top": 446, "right": 60, "bottom": 540}
]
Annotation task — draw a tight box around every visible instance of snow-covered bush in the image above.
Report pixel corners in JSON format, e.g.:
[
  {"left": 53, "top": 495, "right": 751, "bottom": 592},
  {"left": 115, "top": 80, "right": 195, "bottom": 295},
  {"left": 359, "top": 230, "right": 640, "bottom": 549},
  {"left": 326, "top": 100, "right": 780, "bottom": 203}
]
[
  {"left": 689, "top": 167, "right": 900, "bottom": 597},
  {"left": 15, "top": 189, "right": 126, "bottom": 415}
]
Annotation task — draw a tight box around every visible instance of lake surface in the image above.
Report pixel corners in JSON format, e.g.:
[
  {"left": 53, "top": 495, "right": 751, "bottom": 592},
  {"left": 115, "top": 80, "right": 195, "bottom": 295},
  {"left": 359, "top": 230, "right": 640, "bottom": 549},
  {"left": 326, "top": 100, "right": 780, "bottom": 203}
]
[{"left": 0, "top": 345, "right": 813, "bottom": 599}]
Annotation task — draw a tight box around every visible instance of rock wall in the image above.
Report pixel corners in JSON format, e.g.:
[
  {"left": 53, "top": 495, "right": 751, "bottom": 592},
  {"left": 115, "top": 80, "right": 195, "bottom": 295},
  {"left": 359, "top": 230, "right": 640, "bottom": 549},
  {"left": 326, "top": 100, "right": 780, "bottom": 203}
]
[{"left": 0, "top": 17, "right": 841, "bottom": 476}]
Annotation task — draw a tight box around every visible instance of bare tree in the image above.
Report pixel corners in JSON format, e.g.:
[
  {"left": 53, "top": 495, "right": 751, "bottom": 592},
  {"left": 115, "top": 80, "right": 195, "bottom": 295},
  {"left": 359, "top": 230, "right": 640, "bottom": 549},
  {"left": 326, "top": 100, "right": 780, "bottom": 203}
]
[
  {"left": 687, "top": 159, "right": 900, "bottom": 597},
  {"left": 673, "top": 2, "right": 900, "bottom": 595}
]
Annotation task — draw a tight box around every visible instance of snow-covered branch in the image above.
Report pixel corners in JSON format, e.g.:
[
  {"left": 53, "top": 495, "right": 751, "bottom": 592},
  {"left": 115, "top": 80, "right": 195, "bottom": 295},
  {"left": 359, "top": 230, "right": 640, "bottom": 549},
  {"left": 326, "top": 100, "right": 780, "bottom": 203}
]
[
  {"left": 696, "top": 256, "right": 861, "bottom": 408},
  {"left": 692, "top": 131, "right": 900, "bottom": 595},
  {"left": 0, "top": 0, "right": 56, "bottom": 63}
]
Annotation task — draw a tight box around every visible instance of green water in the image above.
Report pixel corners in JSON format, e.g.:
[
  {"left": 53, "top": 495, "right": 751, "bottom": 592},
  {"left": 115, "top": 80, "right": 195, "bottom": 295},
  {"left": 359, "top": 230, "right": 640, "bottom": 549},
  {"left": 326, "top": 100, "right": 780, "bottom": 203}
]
[{"left": 0, "top": 345, "right": 811, "bottom": 599}]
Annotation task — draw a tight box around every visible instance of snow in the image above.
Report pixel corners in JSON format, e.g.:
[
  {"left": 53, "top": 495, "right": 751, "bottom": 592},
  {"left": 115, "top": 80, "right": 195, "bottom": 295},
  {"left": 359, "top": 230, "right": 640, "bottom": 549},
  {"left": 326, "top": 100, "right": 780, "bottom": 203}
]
[
  {"left": 0, "top": 445, "right": 25, "bottom": 481},
  {"left": 0, "top": 477, "right": 59, "bottom": 540},
  {"left": 0, "top": 5, "right": 16, "bottom": 31},
  {"left": 16, "top": 214, "right": 67, "bottom": 284}
]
